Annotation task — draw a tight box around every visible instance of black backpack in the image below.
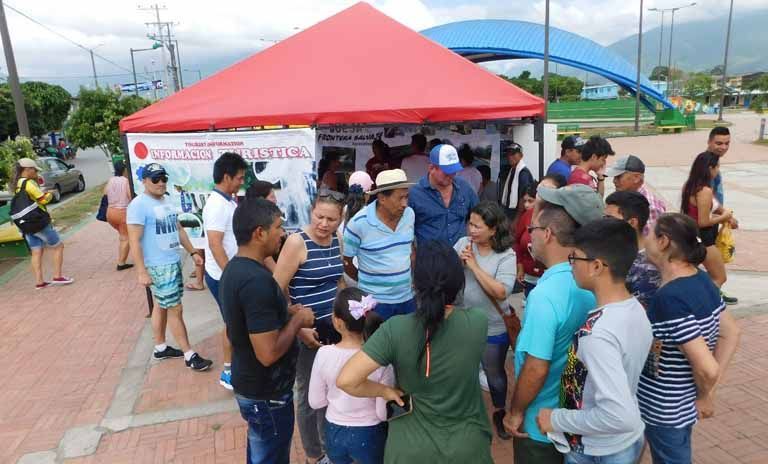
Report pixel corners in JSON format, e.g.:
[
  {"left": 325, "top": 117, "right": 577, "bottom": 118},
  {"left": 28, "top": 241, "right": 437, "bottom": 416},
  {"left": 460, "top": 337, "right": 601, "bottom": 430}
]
[{"left": 10, "top": 178, "right": 52, "bottom": 235}]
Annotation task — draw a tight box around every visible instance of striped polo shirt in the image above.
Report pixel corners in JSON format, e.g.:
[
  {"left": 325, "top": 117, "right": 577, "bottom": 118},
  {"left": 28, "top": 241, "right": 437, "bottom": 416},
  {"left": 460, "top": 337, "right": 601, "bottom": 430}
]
[
  {"left": 638, "top": 270, "right": 724, "bottom": 428},
  {"left": 343, "top": 201, "right": 414, "bottom": 304},
  {"left": 288, "top": 231, "right": 344, "bottom": 318}
]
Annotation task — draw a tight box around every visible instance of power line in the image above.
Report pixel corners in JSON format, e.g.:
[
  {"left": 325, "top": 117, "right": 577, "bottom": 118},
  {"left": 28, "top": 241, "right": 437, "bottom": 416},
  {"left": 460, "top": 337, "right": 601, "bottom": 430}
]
[{"left": 4, "top": 2, "right": 153, "bottom": 80}]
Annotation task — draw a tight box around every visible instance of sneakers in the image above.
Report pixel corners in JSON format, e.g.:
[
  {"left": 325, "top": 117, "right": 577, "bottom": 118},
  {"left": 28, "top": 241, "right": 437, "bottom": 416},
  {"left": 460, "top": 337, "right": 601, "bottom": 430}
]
[
  {"left": 186, "top": 353, "right": 213, "bottom": 371},
  {"left": 721, "top": 291, "right": 738, "bottom": 306},
  {"left": 51, "top": 276, "right": 74, "bottom": 285},
  {"left": 35, "top": 282, "right": 51, "bottom": 290},
  {"left": 153, "top": 346, "right": 184, "bottom": 360},
  {"left": 220, "top": 370, "right": 233, "bottom": 390}
]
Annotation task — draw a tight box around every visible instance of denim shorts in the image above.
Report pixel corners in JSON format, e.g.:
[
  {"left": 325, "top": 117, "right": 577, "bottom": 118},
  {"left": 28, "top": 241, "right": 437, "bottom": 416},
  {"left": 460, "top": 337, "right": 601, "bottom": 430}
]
[
  {"left": 645, "top": 424, "right": 693, "bottom": 464},
  {"left": 147, "top": 262, "right": 184, "bottom": 309},
  {"left": 24, "top": 224, "right": 61, "bottom": 250}
]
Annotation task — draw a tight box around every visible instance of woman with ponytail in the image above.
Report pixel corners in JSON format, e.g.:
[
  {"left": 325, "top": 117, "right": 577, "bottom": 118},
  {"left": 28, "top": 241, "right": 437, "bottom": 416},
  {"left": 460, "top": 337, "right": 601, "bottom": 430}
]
[
  {"left": 337, "top": 241, "right": 493, "bottom": 464},
  {"left": 638, "top": 213, "right": 741, "bottom": 464},
  {"left": 309, "top": 287, "right": 391, "bottom": 464}
]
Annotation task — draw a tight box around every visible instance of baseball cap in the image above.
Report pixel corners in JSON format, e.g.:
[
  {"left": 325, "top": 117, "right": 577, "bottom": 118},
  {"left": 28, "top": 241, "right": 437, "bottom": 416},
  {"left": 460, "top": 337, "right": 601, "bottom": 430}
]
[
  {"left": 141, "top": 163, "right": 168, "bottom": 180},
  {"left": 504, "top": 142, "right": 523, "bottom": 155},
  {"left": 606, "top": 155, "right": 645, "bottom": 177},
  {"left": 17, "top": 158, "right": 42, "bottom": 170},
  {"left": 369, "top": 169, "right": 415, "bottom": 195},
  {"left": 538, "top": 184, "right": 605, "bottom": 226},
  {"left": 561, "top": 136, "right": 586, "bottom": 151},
  {"left": 429, "top": 144, "right": 463, "bottom": 175}
]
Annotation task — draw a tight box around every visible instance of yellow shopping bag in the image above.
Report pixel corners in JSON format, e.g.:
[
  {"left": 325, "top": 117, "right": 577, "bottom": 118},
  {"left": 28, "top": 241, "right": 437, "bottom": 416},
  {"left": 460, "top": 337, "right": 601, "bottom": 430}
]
[{"left": 716, "top": 223, "right": 735, "bottom": 264}]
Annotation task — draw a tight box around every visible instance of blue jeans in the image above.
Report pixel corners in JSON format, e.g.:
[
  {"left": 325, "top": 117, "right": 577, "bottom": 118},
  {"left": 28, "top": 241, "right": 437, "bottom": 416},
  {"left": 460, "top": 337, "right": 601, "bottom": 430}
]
[
  {"left": 235, "top": 393, "right": 295, "bottom": 464},
  {"left": 565, "top": 437, "right": 644, "bottom": 464},
  {"left": 204, "top": 272, "right": 222, "bottom": 314},
  {"left": 375, "top": 298, "right": 416, "bottom": 320},
  {"left": 482, "top": 335, "right": 510, "bottom": 409},
  {"left": 23, "top": 223, "right": 61, "bottom": 249},
  {"left": 645, "top": 424, "right": 693, "bottom": 464},
  {"left": 324, "top": 420, "right": 387, "bottom": 464}
]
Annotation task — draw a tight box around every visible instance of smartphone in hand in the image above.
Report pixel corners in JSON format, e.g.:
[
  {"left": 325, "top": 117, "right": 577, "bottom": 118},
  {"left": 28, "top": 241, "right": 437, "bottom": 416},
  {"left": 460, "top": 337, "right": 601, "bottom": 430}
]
[{"left": 386, "top": 394, "right": 412, "bottom": 421}]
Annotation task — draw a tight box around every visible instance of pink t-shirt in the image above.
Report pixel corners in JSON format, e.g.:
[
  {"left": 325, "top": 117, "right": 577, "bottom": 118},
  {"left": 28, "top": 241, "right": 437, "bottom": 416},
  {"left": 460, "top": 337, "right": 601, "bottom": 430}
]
[
  {"left": 308, "top": 344, "right": 394, "bottom": 427},
  {"left": 105, "top": 176, "right": 131, "bottom": 209}
]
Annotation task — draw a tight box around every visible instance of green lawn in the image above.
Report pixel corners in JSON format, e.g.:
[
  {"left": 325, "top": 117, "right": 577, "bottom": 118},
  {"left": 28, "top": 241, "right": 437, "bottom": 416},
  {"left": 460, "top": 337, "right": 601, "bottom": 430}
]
[{"left": 50, "top": 184, "right": 104, "bottom": 233}]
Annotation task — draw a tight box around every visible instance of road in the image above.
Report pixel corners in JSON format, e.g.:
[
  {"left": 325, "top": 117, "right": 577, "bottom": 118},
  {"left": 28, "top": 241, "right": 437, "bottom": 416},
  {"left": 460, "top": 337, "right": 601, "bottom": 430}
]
[{"left": 49, "top": 147, "right": 113, "bottom": 208}]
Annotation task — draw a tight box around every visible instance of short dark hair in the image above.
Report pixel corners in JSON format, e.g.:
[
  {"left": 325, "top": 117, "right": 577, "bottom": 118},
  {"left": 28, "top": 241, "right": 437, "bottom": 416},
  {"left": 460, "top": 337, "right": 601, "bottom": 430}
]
[
  {"left": 113, "top": 160, "right": 126, "bottom": 176},
  {"left": 709, "top": 126, "right": 730, "bottom": 140},
  {"left": 605, "top": 191, "right": 650, "bottom": 230},
  {"left": 411, "top": 133, "right": 427, "bottom": 151},
  {"left": 538, "top": 201, "right": 577, "bottom": 247},
  {"left": 458, "top": 144, "right": 474, "bottom": 165},
  {"left": 580, "top": 136, "right": 615, "bottom": 162},
  {"left": 575, "top": 218, "right": 638, "bottom": 281},
  {"left": 654, "top": 213, "right": 707, "bottom": 265},
  {"left": 470, "top": 201, "right": 511, "bottom": 253},
  {"left": 477, "top": 164, "right": 491, "bottom": 181},
  {"left": 233, "top": 198, "right": 282, "bottom": 246},
  {"left": 428, "top": 138, "right": 442, "bottom": 150},
  {"left": 245, "top": 180, "right": 275, "bottom": 200},
  {"left": 213, "top": 152, "right": 247, "bottom": 184}
]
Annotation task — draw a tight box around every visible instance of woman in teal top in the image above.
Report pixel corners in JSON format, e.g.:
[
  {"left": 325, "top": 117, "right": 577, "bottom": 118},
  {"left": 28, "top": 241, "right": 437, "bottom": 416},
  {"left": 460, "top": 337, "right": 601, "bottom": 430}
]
[{"left": 337, "top": 241, "right": 493, "bottom": 464}]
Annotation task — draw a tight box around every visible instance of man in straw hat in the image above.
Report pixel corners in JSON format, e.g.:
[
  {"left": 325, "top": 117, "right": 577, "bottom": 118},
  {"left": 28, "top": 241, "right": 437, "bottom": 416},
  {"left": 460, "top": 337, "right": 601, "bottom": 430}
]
[{"left": 343, "top": 169, "right": 416, "bottom": 320}]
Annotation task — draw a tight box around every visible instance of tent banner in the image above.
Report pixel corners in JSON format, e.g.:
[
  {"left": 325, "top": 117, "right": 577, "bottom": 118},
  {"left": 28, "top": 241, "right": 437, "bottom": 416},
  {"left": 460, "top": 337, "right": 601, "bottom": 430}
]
[
  {"left": 316, "top": 125, "right": 505, "bottom": 181},
  {"left": 126, "top": 128, "right": 317, "bottom": 248}
]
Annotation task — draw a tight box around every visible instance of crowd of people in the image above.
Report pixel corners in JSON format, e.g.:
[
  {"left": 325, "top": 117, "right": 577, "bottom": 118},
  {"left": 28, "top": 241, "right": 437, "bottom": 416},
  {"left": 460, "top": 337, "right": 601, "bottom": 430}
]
[{"left": 7, "top": 126, "right": 743, "bottom": 464}]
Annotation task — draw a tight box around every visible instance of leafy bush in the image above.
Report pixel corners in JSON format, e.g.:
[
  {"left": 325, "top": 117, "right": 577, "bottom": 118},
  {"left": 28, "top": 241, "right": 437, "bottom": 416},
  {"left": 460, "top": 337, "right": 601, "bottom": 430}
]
[{"left": 0, "top": 136, "right": 36, "bottom": 191}]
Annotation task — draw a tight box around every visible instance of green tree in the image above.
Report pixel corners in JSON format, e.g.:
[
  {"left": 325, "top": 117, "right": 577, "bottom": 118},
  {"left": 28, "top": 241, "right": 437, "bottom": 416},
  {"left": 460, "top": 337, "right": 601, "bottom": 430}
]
[
  {"left": 683, "top": 73, "right": 714, "bottom": 98},
  {"left": 649, "top": 66, "right": 684, "bottom": 82},
  {"left": 0, "top": 82, "right": 71, "bottom": 140},
  {"left": 0, "top": 136, "right": 36, "bottom": 191},
  {"left": 65, "top": 88, "right": 150, "bottom": 159},
  {"left": 747, "top": 75, "right": 768, "bottom": 113},
  {"left": 499, "top": 71, "right": 583, "bottom": 101}
]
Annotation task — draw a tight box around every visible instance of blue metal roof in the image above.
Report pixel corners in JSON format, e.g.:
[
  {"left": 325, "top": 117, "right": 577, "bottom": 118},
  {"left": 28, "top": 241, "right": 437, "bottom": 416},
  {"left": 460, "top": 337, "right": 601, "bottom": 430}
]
[{"left": 422, "top": 20, "right": 673, "bottom": 110}]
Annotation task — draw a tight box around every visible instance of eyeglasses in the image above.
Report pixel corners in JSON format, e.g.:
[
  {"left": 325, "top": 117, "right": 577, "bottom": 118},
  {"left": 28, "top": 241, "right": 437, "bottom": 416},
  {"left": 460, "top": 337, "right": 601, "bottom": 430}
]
[
  {"left": 318, "top": 189, "right": 345, "bottom": 202},
  {"left": 568, "top": 251, "right": 608, "bottom": 267},
  {"left": 150, "top": 175, "right": 168, "bottom": 184},
  {"left": 527, "top": 225, "right": 546, "bottom": 234}
]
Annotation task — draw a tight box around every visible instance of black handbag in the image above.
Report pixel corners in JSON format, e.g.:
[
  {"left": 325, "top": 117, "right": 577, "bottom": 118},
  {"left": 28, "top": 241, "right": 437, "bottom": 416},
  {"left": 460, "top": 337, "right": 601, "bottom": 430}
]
[
  {"left": 10, "top": 179, "right": 52, "bottom": 234},
  {"left": 96, "top": 195, "right": 108, "bottom": 222}
]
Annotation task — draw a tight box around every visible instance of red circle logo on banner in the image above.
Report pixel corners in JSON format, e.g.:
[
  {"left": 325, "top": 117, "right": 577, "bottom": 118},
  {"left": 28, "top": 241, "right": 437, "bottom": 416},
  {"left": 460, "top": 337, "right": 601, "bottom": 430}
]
[{"left": 134, "top": 142, "right": 149, "bottom": 159}]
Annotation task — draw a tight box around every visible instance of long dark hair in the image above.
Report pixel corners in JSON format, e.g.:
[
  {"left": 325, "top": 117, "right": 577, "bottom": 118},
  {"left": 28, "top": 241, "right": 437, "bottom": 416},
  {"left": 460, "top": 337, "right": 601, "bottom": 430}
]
[
  {"left": 681, "top": 151, "right": 718, "bottom": 213},
  {"left": 345, "top": 185, "right": 366, "bottom": 224},
  {"left": 469, "top": 201, "right": 511, "bottom": 253},
  {"left": 654, "top": 213, "right": 707, "bottom": 266},
  {"left": 332, "top": 287, "right": 383, "bottom": 341},
  {"left": 414, "top": 241, "right": 465, "bottom": 364}
]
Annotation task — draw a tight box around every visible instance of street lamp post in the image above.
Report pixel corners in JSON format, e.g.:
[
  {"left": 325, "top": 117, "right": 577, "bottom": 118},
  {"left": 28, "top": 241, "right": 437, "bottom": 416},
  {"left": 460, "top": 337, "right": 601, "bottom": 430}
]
[
  {"left": 635, "top": 0, "right": 645, "bottom": 133},
  {"left": 718, "top": 0, "right": 734, "bottom": 122},
  {"left": 130, "top": 42, "right": 163, "bottom": 97},
  {"left": 647, "top": 8, "right": 665, "bottom": 90},
  {"left": 648, "top": 3, "right": 695, "bottom": 97}
]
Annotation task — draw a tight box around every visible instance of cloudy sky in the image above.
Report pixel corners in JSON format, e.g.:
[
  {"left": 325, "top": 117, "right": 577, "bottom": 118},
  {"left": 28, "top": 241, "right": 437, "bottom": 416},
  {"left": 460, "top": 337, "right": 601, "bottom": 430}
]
[{"left": 3, "top": 0, "right": 764, "bottom": 93}]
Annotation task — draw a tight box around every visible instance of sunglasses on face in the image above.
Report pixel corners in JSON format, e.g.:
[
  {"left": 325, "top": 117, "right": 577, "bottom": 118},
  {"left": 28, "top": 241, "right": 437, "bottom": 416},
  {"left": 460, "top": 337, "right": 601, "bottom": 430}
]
[{"left": 150, "top": 175, "right": 168, "bottom": 184}]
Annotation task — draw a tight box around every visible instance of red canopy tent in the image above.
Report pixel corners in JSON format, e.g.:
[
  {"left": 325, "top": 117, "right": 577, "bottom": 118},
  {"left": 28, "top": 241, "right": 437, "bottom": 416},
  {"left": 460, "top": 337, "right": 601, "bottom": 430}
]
[{"left": 120, "top": 2, "right": 543, "bottom": 133}]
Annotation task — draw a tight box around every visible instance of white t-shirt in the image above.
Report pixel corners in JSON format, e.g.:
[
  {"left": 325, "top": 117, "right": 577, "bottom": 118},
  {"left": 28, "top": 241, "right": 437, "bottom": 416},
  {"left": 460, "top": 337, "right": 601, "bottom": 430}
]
[
  {"left": 400, "top": 154, "right": 429, "bottom": 182},
  {"left": 203, "top": 190, "right": 238, "bottom": 280}
]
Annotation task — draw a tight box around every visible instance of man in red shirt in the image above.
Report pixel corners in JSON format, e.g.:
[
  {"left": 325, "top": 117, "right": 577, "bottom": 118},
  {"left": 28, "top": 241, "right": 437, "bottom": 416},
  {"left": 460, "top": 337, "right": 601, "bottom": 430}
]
[{"left": 567, "top": 136, "right": 614, "bottom": 196}]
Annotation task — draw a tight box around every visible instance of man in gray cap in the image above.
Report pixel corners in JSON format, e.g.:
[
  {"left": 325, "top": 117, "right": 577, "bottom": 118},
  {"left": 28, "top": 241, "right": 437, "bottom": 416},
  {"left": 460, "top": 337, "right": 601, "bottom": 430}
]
[
  {"left": 505, "top": 184, "right": 604, "bottom": 464},
  {"left": 607, "top": 155, "right": 666, "bottom": 234}
]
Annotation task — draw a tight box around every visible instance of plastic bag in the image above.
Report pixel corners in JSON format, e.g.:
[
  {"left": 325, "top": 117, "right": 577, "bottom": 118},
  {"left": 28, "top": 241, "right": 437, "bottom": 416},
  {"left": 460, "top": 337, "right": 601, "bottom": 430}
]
[{"left": 716, "top": 223, "right": 735, "bottom": 264}]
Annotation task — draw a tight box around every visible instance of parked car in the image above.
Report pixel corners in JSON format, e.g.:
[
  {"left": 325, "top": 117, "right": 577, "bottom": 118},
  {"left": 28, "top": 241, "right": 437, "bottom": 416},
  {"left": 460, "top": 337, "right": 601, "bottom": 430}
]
[{"left": 36, "top": 156, "right": 85, "bottom": 202}]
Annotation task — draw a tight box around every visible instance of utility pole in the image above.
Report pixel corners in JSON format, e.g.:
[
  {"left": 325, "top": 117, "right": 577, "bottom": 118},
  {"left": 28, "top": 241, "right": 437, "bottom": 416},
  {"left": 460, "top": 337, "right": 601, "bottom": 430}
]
[
  {"left": 666, "top": 9, "right": 675, "bottom": 96},
  {"left": 164, "top": 24, "right": 179, "bottom": 92},
  {"left": 718, "top": 0, "right": 734, "bottom": 122},
  {"left": 89, "top": 49, "right": 98, "bottom": 88},
  {"left": 140, "top": 4, "right": 170, "bottom": 97},
  {"left": 173, "top": 40, "right": 183, "bottom": 88},
  {"left": 635, "top": 0, "right": 644, "bottom": 132},
  {"left": 0, "top": 0, "right": 29, "bottom": 137},
  {"left": 542, "top": 0, "right": 550, "bottom": 121}
]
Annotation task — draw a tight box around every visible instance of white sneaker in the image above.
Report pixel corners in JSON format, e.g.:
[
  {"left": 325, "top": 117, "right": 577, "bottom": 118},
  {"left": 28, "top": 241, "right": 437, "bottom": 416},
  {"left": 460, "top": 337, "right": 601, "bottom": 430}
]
[{"left": 479, "top": 369, "right": 490, "bottom": 392}]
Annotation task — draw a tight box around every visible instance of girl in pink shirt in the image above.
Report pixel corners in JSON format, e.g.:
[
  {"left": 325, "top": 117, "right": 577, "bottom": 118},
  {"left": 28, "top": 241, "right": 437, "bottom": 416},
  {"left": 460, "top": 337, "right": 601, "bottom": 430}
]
[{"left": 309, "top": 288, "right": 393, "bottom": 464}]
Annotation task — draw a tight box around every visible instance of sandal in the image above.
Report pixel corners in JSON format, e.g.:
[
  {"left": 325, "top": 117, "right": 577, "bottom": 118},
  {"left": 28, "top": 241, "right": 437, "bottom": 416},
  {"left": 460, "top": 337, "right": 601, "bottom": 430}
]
[{"left": 185, "top": 282, "right": 205, "bottom": 291}]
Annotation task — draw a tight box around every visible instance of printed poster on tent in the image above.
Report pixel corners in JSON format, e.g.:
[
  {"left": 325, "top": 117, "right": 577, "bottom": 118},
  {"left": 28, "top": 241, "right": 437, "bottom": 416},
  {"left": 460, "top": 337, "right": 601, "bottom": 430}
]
[{"left": 126, "top": 128, "right": 317, "bottom": 249}]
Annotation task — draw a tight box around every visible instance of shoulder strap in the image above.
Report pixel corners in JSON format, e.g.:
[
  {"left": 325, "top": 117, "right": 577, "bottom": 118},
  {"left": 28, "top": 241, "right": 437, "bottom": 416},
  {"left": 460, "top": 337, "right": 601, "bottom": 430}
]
[{"left": 479, "top": 281, "right": 507, "bottom": 318}]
